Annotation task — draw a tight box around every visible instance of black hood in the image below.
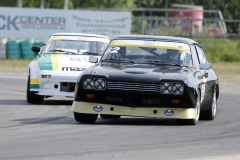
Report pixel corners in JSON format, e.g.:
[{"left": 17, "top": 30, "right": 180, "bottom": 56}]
[{"left": 85, "top": 62, "right": 192, "bottom": 83}]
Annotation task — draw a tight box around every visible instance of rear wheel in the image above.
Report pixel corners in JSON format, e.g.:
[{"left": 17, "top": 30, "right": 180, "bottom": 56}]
[
  {"left": 74, "top": 112, "right": 98, "bottom": 123},
  {"left": 27, "top": 75, "right": 44, "bottom": 104},
  {"left": 100, "top": 114, "right": 121, "bottom": 119},
  {"left": 200, "top": 85, "right": 217, "bottom": 120},
  {"left": 176, "top": 92, "right": 200, "bottom": 125}
]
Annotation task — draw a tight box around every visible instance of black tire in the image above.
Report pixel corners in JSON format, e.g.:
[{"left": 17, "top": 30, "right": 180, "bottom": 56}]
[
  {"left": 176, "top": 92, "right": 201, "bottom": 125},
  {"left": 100, "top": 114, "right": 121, "bottom": 119},
  {"left": 27, "top": 75, "right": 44, "bottom": 104},
  {"left": 74, "top": 112, "right": 98, "bottom": 123},
  {"left": 200, "top": 85, "right": 217, "bottom": 120}
]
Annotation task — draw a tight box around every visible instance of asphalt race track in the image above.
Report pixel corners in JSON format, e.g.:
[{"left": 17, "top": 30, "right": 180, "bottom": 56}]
[{"left": 0, "top": 74, "right": 240, "bottom": 160}]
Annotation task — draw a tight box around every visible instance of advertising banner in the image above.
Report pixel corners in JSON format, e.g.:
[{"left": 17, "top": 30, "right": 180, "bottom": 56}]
[
  {"left": 0, "top": 7, "right": 131, "bottom": 39},
  {"left": 71, "top": 10, "right": 131, "bottom": 38}
]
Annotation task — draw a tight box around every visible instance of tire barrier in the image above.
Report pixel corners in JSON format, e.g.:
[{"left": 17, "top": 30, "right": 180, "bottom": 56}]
[
  {"left": 4, "top": 39, "right": 45, "bottom": 59},
  {"left": 7, "top": 40, "right": 21, "bottom": 59},
  {"left": 34, "top": 41, "right": 45, "bottom": 47},
  {"left": 20, "top": 39, "right": 35, "bottom": 59}
]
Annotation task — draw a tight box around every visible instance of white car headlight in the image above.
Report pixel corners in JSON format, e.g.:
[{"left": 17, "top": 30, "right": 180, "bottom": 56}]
[
  {"left": 83, "top": 78, "right": 94, "bottom": 89},
  {"left": 94, "top": 78, "right": 106, "bottom": 90},
  {"left": 173, "top": 83, "right": 184, "bottom": 95},
  {"left": 161, "top": 82, "right": 172, "bottom": 94}
]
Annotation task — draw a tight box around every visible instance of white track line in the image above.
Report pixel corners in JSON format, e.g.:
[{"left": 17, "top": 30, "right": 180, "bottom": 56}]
[{"left": 0, "top": 75, "right": 27, "bottom": 80}]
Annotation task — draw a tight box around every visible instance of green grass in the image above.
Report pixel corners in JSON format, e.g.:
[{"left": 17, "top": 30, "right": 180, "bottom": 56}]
[
  {"left": 211, "top": 62, "right": 240, "bottom": 77},
  {"left": 0, "top": 59, "right": 32, "bottom": 73},
  {"left": 195, "top": 38, "right": 240, "bottom": 62}
]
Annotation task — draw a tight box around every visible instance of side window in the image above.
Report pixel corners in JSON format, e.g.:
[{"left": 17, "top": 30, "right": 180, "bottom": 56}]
[{"left": 196, "top": 45, "right": 208, "bottom": 64}]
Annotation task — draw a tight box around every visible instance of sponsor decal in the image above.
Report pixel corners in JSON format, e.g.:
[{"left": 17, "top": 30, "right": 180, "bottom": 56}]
[
  {"left": 0, "top": 15, "right": 65, "bottom": 31},
  {"left": 69, "top": 58, "right": 81, "bottom": 61},
  {"left": 62, "top": 67, "right": 85, "bottom": 71},
  {"left": 164, "top": 109, "right": 175, "bottom": 116},
  {"left": 93, "top": 105, "right": 103, "bottom": 112}
]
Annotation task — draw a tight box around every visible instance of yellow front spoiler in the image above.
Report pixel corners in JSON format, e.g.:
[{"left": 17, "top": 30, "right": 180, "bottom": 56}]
[{"left": 72, "top": 101, "right": 197, "bottom": 119}]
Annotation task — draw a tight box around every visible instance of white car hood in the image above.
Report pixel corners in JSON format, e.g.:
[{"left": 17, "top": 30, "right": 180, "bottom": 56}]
[{"left": 38, "top": 54, "right": 99, "bottom": 73}]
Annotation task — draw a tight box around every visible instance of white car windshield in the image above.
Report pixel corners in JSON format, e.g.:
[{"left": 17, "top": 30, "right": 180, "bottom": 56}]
[
  {"left": 42, "top": 36, "right": 109, "bottom": 55},
  {"left": 102, "top": 40, "right": 193, "bottom": 66}
]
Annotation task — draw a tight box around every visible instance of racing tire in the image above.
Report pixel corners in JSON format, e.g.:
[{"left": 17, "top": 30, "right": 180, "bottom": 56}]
[
  {"left": 74, "top": 112, "right": 98, "bottom": 123},
  {"left": 200, "top": 85, "right": 217, "bottom": 120},
  {"left": 176, "top": 92, "right": 201, "bottom": 125},
  {"left": 27, "top": 76, "right": 44, "bottom": 104},
  {"left": 100, "top": 114, "right": 121, "bottom": 119}
]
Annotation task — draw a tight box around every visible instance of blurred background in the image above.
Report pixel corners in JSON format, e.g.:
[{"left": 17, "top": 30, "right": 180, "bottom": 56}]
[{"left": 0, "top": 0, "right": 240, "bottom": 78}]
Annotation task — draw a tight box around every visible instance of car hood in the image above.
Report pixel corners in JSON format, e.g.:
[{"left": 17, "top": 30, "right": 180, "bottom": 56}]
[
  {"left": 86, "top": 62, "right": 192, "bottom": 83},
  {"left": 37, "top": 54, "right": 99, "bottom": 72}
]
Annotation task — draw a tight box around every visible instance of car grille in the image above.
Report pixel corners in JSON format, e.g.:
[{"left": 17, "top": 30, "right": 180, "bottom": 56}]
[{"left": 107, "top": 81, "right": 160, "bottom": 93}]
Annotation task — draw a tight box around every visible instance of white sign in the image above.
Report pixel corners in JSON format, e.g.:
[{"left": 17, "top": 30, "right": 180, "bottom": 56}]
[
  {"left": 71, "top": 10, "right": 131, "bottom": 38},
  {"left": 0, "top": 7, "right": 131, "bottom": 39}
]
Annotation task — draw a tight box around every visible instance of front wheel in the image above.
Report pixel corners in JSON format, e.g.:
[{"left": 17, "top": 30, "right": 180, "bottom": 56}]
[
  {"left": 74, "top": 112, "right": 98, "bottom": 123},
  {"left": 27, "top": 75, "right": 44, "bottom": 104},
  {"left": 176, "top": 92, "right": 201, "bottom": 125}
]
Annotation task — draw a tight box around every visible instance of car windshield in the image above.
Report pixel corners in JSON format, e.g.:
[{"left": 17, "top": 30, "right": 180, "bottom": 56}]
[
  {"left": 42, "top": 36, "right": 109, "bottom": 55},
  {"left": 101, "top": 40, "right": 193, "bottom": 66}
]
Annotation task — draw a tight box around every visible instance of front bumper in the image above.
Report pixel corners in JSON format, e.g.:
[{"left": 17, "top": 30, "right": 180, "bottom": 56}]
[
  {"left": 72, "top": 101, "right": 197, "bottom": 119},
  {"left": 31, "top": 71, "right": 80, "bottom": 97}
]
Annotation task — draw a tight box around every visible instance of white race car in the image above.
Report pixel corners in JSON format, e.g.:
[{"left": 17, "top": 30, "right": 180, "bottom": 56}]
[{"left": 27, "top": 33, "right": 110, "bottom": 104}]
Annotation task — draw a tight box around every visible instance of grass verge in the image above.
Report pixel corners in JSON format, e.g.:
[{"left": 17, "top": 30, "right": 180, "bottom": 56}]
[{"left": 0, "top": 59, "right": 31, "bottom": 74}]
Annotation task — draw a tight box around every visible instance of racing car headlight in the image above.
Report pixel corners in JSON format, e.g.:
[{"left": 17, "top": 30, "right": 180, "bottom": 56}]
[
  {"left": 42, "top": 75, "right": 51, "bottom": 78},
  {"left": 173, "top": 83, "right": 184, "bottom": 95},
  {"left": 161, "top": 82, "right": 172, "bottom": 94},
  {"left": 94, "top": 78, "right": 106, "bottom": 90},
  {"left": 83, "top": 78, "right": 94, "bottom": 89}
]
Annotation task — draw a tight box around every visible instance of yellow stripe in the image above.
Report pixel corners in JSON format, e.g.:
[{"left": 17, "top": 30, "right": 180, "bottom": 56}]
[
  {"left": 30, "top": 78, "right": 39, "bottom": 84},
  {"left": 51, "top": 54, "right": 58, "bottom": 71},
  {"left": 57, "top": 48, "right": 63, "bottom": 54},
  {"left": 51, "top": 37, "right": 69, "bottom": 40},
  {"left": 51, "top": 36, "right": 109, "bottom": 43},
  {"left": 110, "top": 41, "right": 135, "bottom": 46},
  {"left": 72, "top": 101, "right": 197, "bottom": 119}
]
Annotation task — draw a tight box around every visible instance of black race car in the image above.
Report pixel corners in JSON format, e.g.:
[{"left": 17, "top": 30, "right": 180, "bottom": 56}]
[{"left": 72, "top": 35, "right": 219, "bottom": 125}]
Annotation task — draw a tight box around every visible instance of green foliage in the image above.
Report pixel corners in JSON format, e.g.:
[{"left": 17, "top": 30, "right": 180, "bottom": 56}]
[
  {"left": 22, "top": 0, "right": 40, "bottom": 8},
  {"left": 195, "top": 38, "right": 240, "bottom": 62},
  {"left": 71, "top": 0, "right": 134, "bottom": 8},
  {"left": 0, "top": 0, "right": 17, "bottom": 7}
]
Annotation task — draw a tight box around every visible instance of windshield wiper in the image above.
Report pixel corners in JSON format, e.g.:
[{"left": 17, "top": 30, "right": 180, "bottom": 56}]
[
  {"left": 140, "top": 60, "right": 189, "bottom": 68},
  {"left": 102, "top": 59, "right": 135, "bottom": 63},
  {"left": 82, "top": 51, "right": 101, "bottom": 55},
  {"left": 49, "top": 49, "right": 78, "bottom": 55},
  {"left": 166, "top": 62, "right": 190, "bottom": 68},
  {"left": 140, "top": 60, "right": 169, "bottom": 65}
]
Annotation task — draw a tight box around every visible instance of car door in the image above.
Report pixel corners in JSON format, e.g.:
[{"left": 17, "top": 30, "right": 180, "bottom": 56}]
[{"left": 195, "top": 45, "right": 209, "bottom": 103}]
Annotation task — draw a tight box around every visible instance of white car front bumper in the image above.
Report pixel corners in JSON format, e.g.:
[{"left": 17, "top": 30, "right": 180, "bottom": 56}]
[{"left": 35, "top": 71, "right": 81, "bottom": 97}]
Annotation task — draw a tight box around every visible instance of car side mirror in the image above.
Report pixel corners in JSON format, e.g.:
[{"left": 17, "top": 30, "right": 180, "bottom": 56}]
[
  {"left": 89, "top": 56, "right": 98, "bottom": 63},
  {"left": 31, "top": 45, "right": 41, "bottom": 54},
  {"left": 199, "top": 63, "right": 210, "bottom": 70}
]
